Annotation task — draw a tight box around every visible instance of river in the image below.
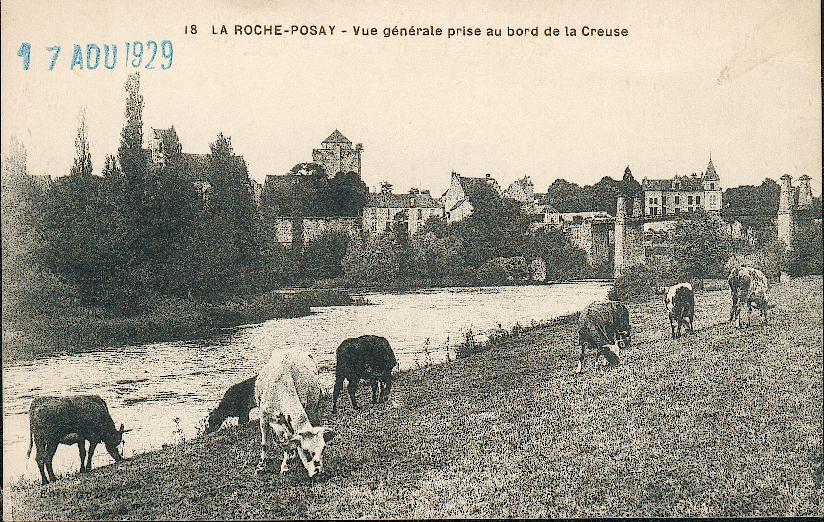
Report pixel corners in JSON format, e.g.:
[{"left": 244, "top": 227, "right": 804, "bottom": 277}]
[{"left": 2, "top": 282, "right": 609, "bottom": 485}]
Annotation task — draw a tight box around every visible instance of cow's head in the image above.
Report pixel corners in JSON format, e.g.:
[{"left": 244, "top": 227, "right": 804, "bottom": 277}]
[
  {"left": 205, "top": 407, "right": 226, "bottom": 434},
  {"left": 287, "top": 426, "right": 338, "bottom": 478},
  {"left": 602, "top": 342, "right": 621, "bottom": 366},
  {"left": 104, "top": 423, "right": 132, "bottom": 462}
]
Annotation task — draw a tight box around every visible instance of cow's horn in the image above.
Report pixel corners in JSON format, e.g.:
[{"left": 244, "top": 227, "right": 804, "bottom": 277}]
[{"left": 119, "top": 423, "right": 125, "bottom": 432}]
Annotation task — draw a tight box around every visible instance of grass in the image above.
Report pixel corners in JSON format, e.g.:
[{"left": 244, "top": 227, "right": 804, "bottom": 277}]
[
  {"left": 2, "top": 289, "right": 366, "bottom": 364},
  {"left": 6, "top": 277, "right": 822, "bottom": 519}
]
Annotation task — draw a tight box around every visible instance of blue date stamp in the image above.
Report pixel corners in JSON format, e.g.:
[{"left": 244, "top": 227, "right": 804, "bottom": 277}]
[{"left": 17, "top": 41, "right": 173, "bottom": 71}]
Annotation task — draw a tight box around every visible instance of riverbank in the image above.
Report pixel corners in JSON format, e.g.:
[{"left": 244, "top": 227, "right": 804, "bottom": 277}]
[
  {"left": 1, "top": 289, "right": 366, "bottom": 365},
  {"left": 7, "top": 276, "right": 822, "bottom": 518}
]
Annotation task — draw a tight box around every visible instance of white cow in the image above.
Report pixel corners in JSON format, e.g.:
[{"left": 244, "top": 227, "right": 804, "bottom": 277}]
[{"left": 254, "top": 350, "right": 337, "bottom": 477}]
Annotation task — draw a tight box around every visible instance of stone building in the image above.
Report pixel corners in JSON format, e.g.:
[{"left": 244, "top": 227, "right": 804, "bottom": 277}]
[
  {"left": 441, "top": 171, "right": 503, "bottom": 223},
  {"left": 777, "top": 174, "right": 815, "bottom": 250},
  {"left": 312, "top": 129, "right": 362, "bottom": 177},
  {"left": 614, "top": 167, "right": 646, "bottom": 276},
  {"left": 363, "top": 186, "right": 443, "bottom": 235},
  {"left": 640, "top": 157, "right": 722, "bottom": 216},
  {"left": 503, "top": 176, "right": 536, "bottom": 212},
  {"left": 566, "top": 215, "right": 615, "bottom": 267}
]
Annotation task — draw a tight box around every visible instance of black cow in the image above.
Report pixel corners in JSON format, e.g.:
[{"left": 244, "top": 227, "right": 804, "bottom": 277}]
[
  {"left": 332, "top": 335, "right": 397, "bottom": 413},
  {"left": 576, "top": 301, "right": 631, "bottom": 373},
  {"left": 666, "top": 282, "right": 695, "bottom": 338},
  {"left": 27, "top": 395, "right": 130, "bottom": 485},
  {"left": 206, "top": 375, "right": 257, "bottom": 433}
]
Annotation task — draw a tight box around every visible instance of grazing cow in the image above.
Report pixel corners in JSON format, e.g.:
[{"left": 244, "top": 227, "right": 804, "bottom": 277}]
[
  {"left": 666, "top": 282, "right": 695, "bottom": 338},
  {"left": 254, "top": 350, "right": 337, "bottom": 477},
  {"left": 27, "top": 395, "right": 130, "bottom": 485},
  {"left": 728, "top": 265, "right": 775, "bottom": 328},
  {"left": 206, "top": 375, "right": 257, "bottom": 434},
  {"left": 332, "top": 335, "right": 397, "bottom": 413},
  {"left": 576, "top": 301, "right": 631, "bottom": 373}
]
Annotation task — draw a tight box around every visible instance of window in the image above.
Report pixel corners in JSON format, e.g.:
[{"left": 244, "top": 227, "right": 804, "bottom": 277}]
[
  {"left": 674, "top": 195, "right": 680, "bottom": 204},
  {"left": 662, "top": 195, "right": 667, "bottom": 205},
  {"left": 649, "top": 197, "right": 654, "bottom": 205},
  {"left": 688, "top": 195, "right": 693, "bottom": 205},
  {"left": 417, "top": 209, "right": 422, "bottom": 220},
  {"left": 696, "top": 196, "right": 701, "bottom": 205},
  {"left": 675, "top": 208, "right": 680, "bottom": 214}
]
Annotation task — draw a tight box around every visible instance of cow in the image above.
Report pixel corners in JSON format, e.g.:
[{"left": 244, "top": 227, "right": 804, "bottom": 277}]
[
  {"left": 206, "top": 375, "right": 257, "bottom": 434},
  {"left": 27, "top": 395, "right": 130, "bottom": 485},
  {"left": 666, "top": 282, "right": 695, "bottom": 338},
  {"left": 332, "top": 335, "right": 397, "bottom": 413},
  {"left": 576, "top": 301, "right": 631, "bottom": 373},
  {"left": 728, "top": 265, "right": 775, "bottom": 328},
  {"left": 254, "top": 349, "right": 337, "bottom": 478}
]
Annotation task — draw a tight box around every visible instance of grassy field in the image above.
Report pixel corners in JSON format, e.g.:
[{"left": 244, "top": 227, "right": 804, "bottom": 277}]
[{"left": 6, "top": 277, "right": 822, "bottom": 519}]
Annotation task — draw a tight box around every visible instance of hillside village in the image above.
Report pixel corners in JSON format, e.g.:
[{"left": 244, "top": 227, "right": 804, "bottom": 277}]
[
  {"left": 19, "top": 125, "right": 819, "bottom": 281},
  {"left": 145, "top": 128, "right": 815, "bottom": 275}
]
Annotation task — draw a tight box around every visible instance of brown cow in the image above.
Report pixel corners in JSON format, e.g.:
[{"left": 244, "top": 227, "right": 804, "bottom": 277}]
[
  {"left": 27, "top": 395, "right": 130, "bottom": 485},
  {"left": 728, "top": 265, "right": 775, "bottom": 329}
]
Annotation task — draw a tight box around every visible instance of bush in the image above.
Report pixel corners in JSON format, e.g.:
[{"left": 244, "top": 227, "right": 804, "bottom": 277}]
[{"left": 608, "top": 264, "right": 658, "bottom": 301}]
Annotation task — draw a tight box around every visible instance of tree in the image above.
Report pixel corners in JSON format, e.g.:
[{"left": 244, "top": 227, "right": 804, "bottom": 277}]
[
  {"left": 452, "top": 183, "right": 534, "bottom": 267},
  {"left": 787, "top": 219, "right": 823, "bottom": 276},
  {"left": 722, "top": 179, "right": 781, "bottom": 232},
  {"left": 301, "top": 230, "right": 351, "bottom": 280},
  {"left": 70, "top": 110, "right": 93, "bottom": 178},
  {"left": 342, "top": 233, "right": 401, "bottom": 285},
  {"left": 188, "top": 133, "right": 262, "bottom": 297},
  {"left": 673, "top": 211, "right": 738, "bottom": 286}
]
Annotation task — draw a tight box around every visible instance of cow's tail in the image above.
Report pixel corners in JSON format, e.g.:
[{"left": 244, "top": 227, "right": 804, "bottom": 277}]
[{"left": 26, "top": 431, "right": 33, "bottom": 459}]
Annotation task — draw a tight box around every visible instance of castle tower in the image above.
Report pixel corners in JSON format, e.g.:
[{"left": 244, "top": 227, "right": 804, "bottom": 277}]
[
  {"left": 702, "top": 155, "right": 722, "bottom": 211},
  {"left": 614, "top": 168, "right": 646, "bottom": 277},
  {"left": 797, "top": 174, "right": 813, "bottom": 209},
  {"left": 777, "top": 174, "right": 794, "bottom": 248},
  {"left": 312, "top": 130, "right": 362, "bottom": 177},
  {"left": 614, "top": 195, "right": 627, "bottom": 276}
]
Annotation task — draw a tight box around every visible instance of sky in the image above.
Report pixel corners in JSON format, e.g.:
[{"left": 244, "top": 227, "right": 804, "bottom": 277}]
[{"left": 1, "top": 0, "right": 821, "bottom": 197}]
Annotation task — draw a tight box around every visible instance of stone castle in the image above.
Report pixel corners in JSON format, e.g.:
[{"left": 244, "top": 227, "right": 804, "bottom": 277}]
[{"left": 777, "top": 174, "right": 815, "bottom": 250}]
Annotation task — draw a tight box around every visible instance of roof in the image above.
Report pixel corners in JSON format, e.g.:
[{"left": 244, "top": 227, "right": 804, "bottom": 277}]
[
  {"left": 704, "top": 158, "right": 719, "bottom": 181},
  {"left": 459, "top": 175, "right": 499, "bottom": 200},
  {"left": 642, "top": 175, "right": 704, "bottom": 192},
  {"left": 367, "top": 191, "right": 439, "bottom": 208},
  {"left": 322, "top": 129, "right": 351, "bottom": 145},
  {"left": 151, "top": 127, "right": 176, "bottom": 140}
]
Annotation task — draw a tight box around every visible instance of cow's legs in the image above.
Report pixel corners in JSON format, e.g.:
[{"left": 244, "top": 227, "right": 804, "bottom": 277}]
[
  {"left": 371, "top": 380, "right": 379, "bottom": 404},
  {"left": 348, "top": 379, "right": 360, "bottom": 410},
  {"left": 747, "top": 303, "right": 753, "bottom": 327},
  {"left": 332, "top": 375, "right": 345, "bottom": 413},
  {"left": 380, "top": 378, "right": 392, "bottom": 403},
  {"left": 44, "top": 443, "right": 58, "bottom": 482},
  {"left": 255, "top": 413, "right": 272, "bottom": 474},
  {"left": 729, "top": 292, "right": 739, "bottom": 323},
  {"left": 576, "top": 341, "right": 590, "bottom": 374},
  {"left": 35, "top": 441, "right": 49, "bottom": 485},
  {"left": 280, "top": 447, "right": 297, "bottom": 475},
  {"left": 670, "top": 315, "right": 677, "bottom": 339},
  {"left": 77, "top": 442, "right": 87, "bottom": 472},
  {"left": 86, "top": 441, "right": 98, "bottom": 471}
]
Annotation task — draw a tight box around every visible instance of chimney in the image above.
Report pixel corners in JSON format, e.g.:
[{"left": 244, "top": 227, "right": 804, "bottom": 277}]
[
  {"left": 797, "top": 175, "right": 813, "bottom": 209},
  {"left": 485, "top": 173, "right": 491, "bottom": 179}
]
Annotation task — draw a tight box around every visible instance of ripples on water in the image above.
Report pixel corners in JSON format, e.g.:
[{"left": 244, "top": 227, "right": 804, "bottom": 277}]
[{"left": 2, "top": 283, "right": 608, "bottom": 484}]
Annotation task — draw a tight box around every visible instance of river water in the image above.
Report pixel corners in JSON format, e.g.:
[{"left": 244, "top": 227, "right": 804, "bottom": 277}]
[{"left": 2, "top": 282, "right": 609, "bottom": 485}]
